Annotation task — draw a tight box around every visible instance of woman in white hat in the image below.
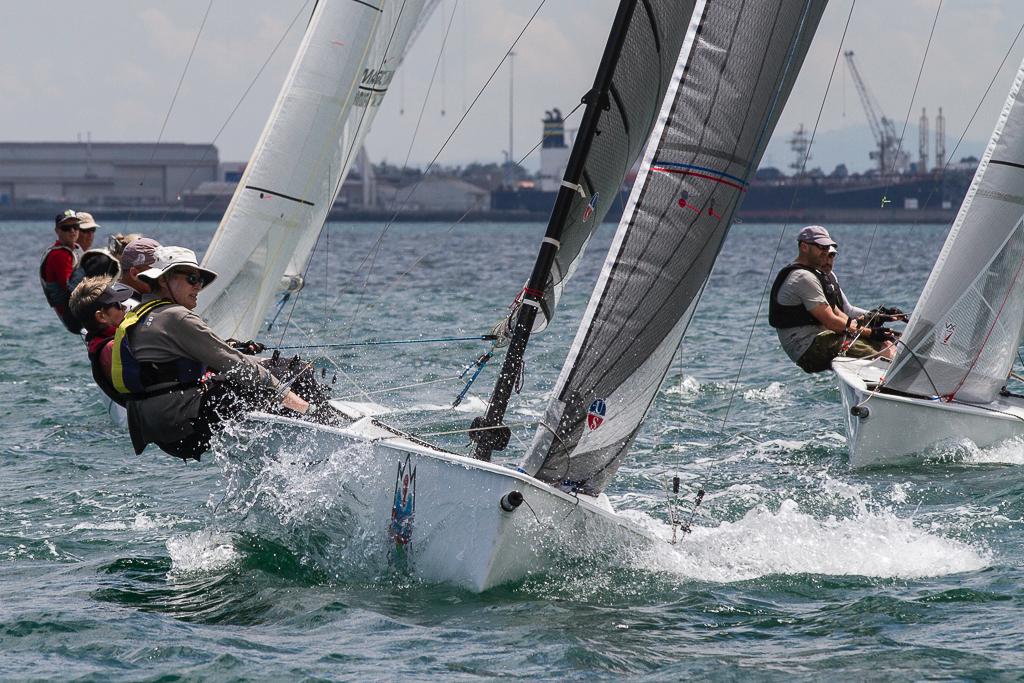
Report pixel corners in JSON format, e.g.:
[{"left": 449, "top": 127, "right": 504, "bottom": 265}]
[{"left": 110, "top": 245, "right": 309, "bottom": 460}]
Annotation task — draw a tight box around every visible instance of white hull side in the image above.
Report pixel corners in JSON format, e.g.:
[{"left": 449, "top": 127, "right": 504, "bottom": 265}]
[
  {"left": 833, "top": 357, "right": 1024, "bottom": 467},
  {"left": 222, "top": 412, "right": 661, "bottom": 592}
]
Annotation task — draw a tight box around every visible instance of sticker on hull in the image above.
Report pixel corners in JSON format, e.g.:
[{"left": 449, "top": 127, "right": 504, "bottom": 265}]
[{"left": 389, "top": 454, "right": 416, "bottom": 548}]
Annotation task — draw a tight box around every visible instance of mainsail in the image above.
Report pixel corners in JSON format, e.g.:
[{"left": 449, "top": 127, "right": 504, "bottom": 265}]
[
  {"left": 198, "top": 0, "right": 438, "bottom": 341},
  {"left": 520, "top": 0, "right": 826, "bottom": 494},
  {"left": 884, "top": 59, "right": 1024, "bottom": 404},
  {"left": 523, "top": 0, "right": 693, "bottom": 331},
  {"left": 472, "top": 0, "right": 698, "bottom": 461}
]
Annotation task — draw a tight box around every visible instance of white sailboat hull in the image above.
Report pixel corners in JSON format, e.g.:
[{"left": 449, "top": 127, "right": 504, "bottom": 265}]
[
  {"left": 833, "top": 357, "right": 1024, "bottom": 467},
  {"left": 224, "top": 410, "right": 661, "bottom": 592}
]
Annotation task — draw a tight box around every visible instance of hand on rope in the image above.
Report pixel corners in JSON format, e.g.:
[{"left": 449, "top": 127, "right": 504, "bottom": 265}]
[
  {"left": 865, "top": 305, "right": 909, "bottom": 323},
  {"left": 864, "top": 326, "right": 900, "bottom": 343},
  {"left": 227, "top": 338, "right": 266, "bottom": 355}
]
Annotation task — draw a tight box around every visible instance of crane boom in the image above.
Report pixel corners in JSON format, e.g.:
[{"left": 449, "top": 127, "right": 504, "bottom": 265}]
[{"left": 844, "top": 50, "right": 907, "bottom": 176}]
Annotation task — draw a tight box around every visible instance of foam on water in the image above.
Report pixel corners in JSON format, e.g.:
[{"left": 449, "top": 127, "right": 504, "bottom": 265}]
[
  {"left": 622, "top": 498, "right": 988, "bottom": 583},
  {"left": 166, "top": 529, "right": 240, "bottom": 574},
  {"left": 959, "top": 436, "right": 1024, "bottom": 465},
  {"left": 743, "top": 381, "right": 786, "bottom": 402},
  {"left": 72, "top": 512, "right": 173, "bottom": 531},
  {"left": 665, "top": 375, "right": 701, "bottom": 398}
]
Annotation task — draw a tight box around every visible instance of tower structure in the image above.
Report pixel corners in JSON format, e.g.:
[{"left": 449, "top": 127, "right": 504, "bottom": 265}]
[
  {"left": 918, "top": 107, "right": 929, "bottom": 172},
  {"left": 935, "top": 107, "right": 946, "bottom": 171},
  {"left": 788, "top": 123, "right": 811, "bottom": 175}
]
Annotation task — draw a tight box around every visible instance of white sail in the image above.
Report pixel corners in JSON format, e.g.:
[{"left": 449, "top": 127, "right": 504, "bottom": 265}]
[
  {"left": 520, "top": 0, "right": 826, "bottom": 494},
  {"left": 885, "top": 58, "right": 1024, "bottom": 403},
  {"left": 198, "top": 0, "right": 438, "bottom": 341}
]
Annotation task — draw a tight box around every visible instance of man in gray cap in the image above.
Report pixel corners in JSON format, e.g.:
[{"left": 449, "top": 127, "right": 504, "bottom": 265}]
[
  {"left": 768, "top": 225, "right": 897, "bottom": 373},
  {"left": 118, "top": 237, "right": 162, "bottom": 294}
]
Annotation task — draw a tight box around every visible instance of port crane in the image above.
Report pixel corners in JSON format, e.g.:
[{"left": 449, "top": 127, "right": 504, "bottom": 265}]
[{"left": 844, "top": 50, "right": 909, "bottom": 175}]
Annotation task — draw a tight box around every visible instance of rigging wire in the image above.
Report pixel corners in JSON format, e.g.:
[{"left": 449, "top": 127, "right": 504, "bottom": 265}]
[
  {"left": 917, "top": 19, "right": 1024, "bottom": 211},
  {"left": 318, "top": 0, "right": 549, "bottom": 338},
  {"left": 404, "top": 1, "right": 459, "bottom": 169},
  {"left": 850, "top": 0, "right": 943, "bottom": 300},
  {"left": 685, "top": 0, "right": 859, "bottom": 494},
  {"left": 129, "top": 0, "right": 214, "bottom": 226},
  {"left": 331, "top": 102, "right": 584, "bottom": 336},
  {"left": 161, "top": 0, "right": 315, "bottom": 228},
  {"left": 273, "top": 0, "right": 422, "bottom": 347}
]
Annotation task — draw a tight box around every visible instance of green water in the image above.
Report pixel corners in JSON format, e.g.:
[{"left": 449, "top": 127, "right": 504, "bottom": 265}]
[{"left": 3, "top": 220, "right": 1022, "bottom": 680}]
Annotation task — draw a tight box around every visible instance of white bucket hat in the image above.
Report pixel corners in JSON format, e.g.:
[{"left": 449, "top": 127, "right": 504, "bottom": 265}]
[{"left": 137, "top": 246, "right": 217, "bottom": 286}]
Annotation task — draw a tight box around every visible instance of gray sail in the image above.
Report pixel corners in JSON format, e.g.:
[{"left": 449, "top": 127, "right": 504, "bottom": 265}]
[
  {"left": 527, "top": 0, "right": 694, "bottom": 331},
  {"left": 520, "top": 0, "right": 826, "bottom": 494},
  {"left": 884, "top": 60, "right": 1024, "bottom": 403}
]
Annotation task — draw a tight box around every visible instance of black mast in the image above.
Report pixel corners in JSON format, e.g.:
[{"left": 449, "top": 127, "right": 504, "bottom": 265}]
[{"left": 470, "top": 0, "right": 640, "bottom": 461}]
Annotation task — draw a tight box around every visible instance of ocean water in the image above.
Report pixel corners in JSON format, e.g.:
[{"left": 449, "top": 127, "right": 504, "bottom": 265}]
[{"left": 4, "top": 219, "right": 1024, "bottom": 680}]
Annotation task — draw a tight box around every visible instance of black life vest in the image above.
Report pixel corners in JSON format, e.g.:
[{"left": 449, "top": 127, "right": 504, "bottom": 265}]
[
  {"left": 39, "top": 243, "right": 84, "bottom": 333},
  {"left": 86, "top": 328, "right": 126, "bottom": 407},
  {"left": 111, "top": 299, "right": 207, "bottom": 399},
  {"left": 768, "top": 263, "right": 844, "bottom": 329}
]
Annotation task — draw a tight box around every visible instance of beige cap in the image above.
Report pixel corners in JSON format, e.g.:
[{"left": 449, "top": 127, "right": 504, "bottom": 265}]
[{"left": 76, "top": 211, "right": 101, "bottom": 230}]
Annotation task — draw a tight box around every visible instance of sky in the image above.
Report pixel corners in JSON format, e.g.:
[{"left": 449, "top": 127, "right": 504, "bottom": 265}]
[{"left": 4, "top": 1, "right": 1024, "bottom": 175}]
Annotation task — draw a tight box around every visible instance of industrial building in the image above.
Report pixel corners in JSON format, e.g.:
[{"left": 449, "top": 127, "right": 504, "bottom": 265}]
[{"left": 0, "top": 142, "right": 218, "bottom": 208}]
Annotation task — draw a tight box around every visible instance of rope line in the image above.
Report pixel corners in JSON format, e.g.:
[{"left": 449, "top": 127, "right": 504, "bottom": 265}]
[
  {"left": 169, "top": 1, "right": 315, "bottom": 229},
  {"left": 322, "top": 0, "right": 549, "bottom": 336},
  {"left": 129, "top": 0, "right": 214, "bottom": 226},
  {"left": 711, "top": 0, "right": 858, "bottom": 448},
  {"left": 851, "top": 0, "right": 943, "bottom": 300},
  {"left": 918, "top": 19, "right": 1024, "bottom": 212}
]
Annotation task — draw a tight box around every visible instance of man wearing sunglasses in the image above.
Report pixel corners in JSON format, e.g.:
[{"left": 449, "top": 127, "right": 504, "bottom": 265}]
[
  {"left": 75, "top": 211, "right": 101, "bottom": 252},
  {"left": 39, "top": 209, "right": 85, "bottom": 333},
  {"left": 110, "top": 245, "right": 309, "bottom": 461},
  {"left": 769, "top": 225, "right": 896, "bottom": 373}
]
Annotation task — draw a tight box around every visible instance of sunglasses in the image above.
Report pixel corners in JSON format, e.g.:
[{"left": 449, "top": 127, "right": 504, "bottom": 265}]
[
  {"left": 177, "top": 272, "right": 204, "bottom": 286},
  {"left": 58, "top": 224, "right": 80, "bottom": 232},
  {"left": 78, "top": 227, "right": 97, "bottom": 233}
]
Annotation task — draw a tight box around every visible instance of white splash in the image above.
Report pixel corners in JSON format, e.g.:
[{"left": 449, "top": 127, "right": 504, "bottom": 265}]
[
  {"left": 959, "top": 436, "right": 1024, "bottom": 465},
  {"left": 166, "top": 530, "right": 240, "bottom": 574},
  {"left": 72, "top": 512, "right": 171, "bottom": 531},
  {"left": 665, "top": 375, "right": 701, "bottom": 398},
  {"left": 624, "top": 498, "right": 988, "bottom": 582},
  {"left": 743, "top": 381, "right": 785, "bottom": 402}
]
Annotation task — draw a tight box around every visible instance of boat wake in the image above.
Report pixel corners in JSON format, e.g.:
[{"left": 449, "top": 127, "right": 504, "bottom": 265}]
[
  {"left": 948, "top": 435, "right": 1024, "bottom": 466},
  {"left": 620, "top": 497, "right": 989, "bottom": 583}
]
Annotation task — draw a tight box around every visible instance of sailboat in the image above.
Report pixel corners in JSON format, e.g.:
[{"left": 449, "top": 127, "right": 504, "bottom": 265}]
[
  {"left": 198, "top": 0, "right": 439, "bottom": 341},
  {"left": 225, "top": 0, "right": 826, "bottom": 591},
  {"left": 835, "top": 56, "right": 1024, "bottom": 468},
  {"left": 98, "top": 1, "right": 437, "bottom": 427}
]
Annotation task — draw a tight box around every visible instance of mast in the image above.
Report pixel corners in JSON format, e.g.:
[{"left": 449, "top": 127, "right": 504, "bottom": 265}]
[{"left": 470, "top": 0, "right": 640, "bottom": 461}]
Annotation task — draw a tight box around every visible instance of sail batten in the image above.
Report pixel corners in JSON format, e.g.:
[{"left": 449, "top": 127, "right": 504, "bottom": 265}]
[
  {"left": 521, "top": 0, "right": 826, "bottom": 495},
  {"left": 198, "top": 0, "right": 438, "bottom": 341}
]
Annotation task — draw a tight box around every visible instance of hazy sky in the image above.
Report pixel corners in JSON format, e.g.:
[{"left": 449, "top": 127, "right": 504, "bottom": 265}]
[{"left": 4, "top": 1, "right": 1024, "bottom": 174}]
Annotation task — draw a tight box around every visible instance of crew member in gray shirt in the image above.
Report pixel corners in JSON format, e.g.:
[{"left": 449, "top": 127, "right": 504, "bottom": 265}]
[
  {"left": 768, "top": 225, "right": 896, "bottom": 373},
  {"left": 111, "top": 246, "right": 309, "bottom": 459}
]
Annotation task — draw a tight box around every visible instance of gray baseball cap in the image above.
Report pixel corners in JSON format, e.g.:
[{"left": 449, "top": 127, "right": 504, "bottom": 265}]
[
  {"left": 119, "top": 237, "right": 162, "bottom": 270},
  {"left": 797, "top": 225, "right": 837, "bottom": 246}
]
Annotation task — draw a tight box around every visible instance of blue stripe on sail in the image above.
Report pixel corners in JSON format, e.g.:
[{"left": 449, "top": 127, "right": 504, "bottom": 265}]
[{"left": 648, "top": 161, "right": 748, "bottom": 186}]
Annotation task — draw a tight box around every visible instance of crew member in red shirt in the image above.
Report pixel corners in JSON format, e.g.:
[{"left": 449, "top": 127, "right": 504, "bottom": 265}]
[{"left": 40, "top": 209, "right": 85, "bottom": 332}]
